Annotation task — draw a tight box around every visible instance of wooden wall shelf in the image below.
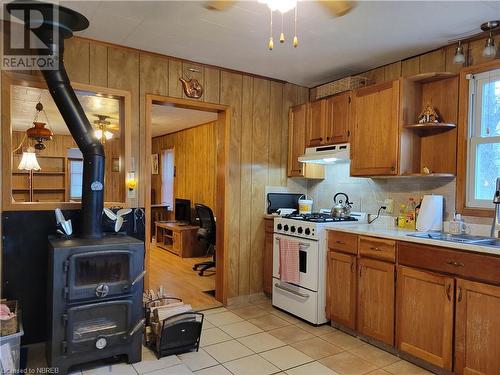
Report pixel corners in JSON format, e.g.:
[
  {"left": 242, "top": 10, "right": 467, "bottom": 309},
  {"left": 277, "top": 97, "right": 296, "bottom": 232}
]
[
  {"left": 403, "top": 123, "right": 456, "bottom": 130},
  {"left": 406, "top": 72, "right": 457, "bottom": 83}
]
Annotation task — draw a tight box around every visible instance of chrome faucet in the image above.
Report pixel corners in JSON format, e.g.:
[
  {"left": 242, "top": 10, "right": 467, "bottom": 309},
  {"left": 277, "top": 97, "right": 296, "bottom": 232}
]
[{"left": 492, "top": 177, "right": 500, "bottom": 238}]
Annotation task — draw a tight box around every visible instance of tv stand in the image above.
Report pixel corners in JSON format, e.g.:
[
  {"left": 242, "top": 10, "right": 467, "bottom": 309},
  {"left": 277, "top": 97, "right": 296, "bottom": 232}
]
[{"left": 155, "top": 222, "right": 202, "bottom": 258}]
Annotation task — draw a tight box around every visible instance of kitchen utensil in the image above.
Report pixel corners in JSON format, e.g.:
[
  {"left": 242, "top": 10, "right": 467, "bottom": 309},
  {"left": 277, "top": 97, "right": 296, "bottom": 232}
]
[{"left": 331, "top": 193, "right": 352, "bottom": 218}]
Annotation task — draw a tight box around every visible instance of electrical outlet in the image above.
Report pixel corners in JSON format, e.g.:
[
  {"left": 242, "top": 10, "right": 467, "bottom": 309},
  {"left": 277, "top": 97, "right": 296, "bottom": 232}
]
[{"left": 384, "top": 198, "right": 394, "bottom": 214}]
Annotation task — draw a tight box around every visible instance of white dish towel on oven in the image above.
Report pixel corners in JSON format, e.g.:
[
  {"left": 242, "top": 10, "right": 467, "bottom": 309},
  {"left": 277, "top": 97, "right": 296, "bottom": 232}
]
[{"left": 279, "top": 238, "right": 300, "bottom": 284}]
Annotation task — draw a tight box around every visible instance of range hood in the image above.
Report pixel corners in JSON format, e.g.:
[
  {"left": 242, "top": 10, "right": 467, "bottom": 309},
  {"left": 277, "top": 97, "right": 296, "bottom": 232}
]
[{"left": 298, "top": 144, "right": 350, "bottom": 164}]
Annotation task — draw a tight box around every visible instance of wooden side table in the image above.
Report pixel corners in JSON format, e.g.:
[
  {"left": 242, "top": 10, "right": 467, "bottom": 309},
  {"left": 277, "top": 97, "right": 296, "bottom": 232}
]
[{"left": 155, "top": 222, "right": 202, "bottom": 258}]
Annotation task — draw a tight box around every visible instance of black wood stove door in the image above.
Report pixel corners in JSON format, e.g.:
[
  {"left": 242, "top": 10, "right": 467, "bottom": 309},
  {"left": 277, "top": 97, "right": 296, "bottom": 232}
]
[
  {"left": 65, "top": 250, "right": 133, "bottom": 301},
  {"left": 65, "top": 300, "right": 132, "bottom": 355}
]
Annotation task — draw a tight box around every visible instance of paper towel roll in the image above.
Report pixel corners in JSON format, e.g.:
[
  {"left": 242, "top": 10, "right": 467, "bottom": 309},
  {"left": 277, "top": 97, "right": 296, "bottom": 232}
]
[{"left": 416, "top": 195, "right": 444, "bottom": 232}]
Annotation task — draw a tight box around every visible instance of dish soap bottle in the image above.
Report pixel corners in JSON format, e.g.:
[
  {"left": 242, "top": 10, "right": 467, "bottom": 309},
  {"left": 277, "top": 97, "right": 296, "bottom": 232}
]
[
  {"left": 398, "top": 204, "right": 407, "bottom": 228},
  {"left": 405, "top": 198, "right": 416, "bottom": 230}
]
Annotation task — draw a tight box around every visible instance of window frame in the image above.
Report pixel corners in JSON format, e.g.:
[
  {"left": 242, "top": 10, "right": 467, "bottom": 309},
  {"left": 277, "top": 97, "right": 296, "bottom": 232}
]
[
  {"left": 68, "top": 158, "right": 84, "bottom": 201},
  {"left": 465, "top": 69, "right": 500, "bottom": 208},
  {"left": 457, "top": 60, "right": 500, "bottom": 218}
]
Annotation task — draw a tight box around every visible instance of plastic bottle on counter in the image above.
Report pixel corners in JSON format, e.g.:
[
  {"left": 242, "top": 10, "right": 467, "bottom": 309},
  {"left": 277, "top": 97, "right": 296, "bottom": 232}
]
[
  {"left": 405, "top": 198, "right": 416, "bottom": 230},
  {"left": 398, "top": 204, "right": 407, "bottom": 228}
]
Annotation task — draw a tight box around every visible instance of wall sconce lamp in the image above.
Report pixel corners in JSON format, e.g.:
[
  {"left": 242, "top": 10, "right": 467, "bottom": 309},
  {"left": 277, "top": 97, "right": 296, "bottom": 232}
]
[
  {"left": 126, "top": 172, "right": 137, "bottom": 191},
  {"left": 453, "top": 40, "right": 466, "bottom": 64}
]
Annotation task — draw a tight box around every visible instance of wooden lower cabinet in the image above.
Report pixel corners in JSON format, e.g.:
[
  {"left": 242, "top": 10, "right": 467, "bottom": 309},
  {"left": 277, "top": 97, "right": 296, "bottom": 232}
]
[
  {"left": 455, "top": 278, "right": 500, "bottom": 375},
  {"left": 327, "top": 251, "right": 357, "bottom": 330},
  {"left": 263, "top": 218, "right": 274, "bottom": 296},
  {"left": 396, "top": 266, "right": 454, "bottom": 371},
  {"left": 357, "top": 258, "right": 395, "bottom": 345}
]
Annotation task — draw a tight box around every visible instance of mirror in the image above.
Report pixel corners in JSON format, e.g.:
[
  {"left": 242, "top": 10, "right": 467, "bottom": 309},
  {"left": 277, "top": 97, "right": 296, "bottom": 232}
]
[{"left": 4, "top": 74, "right": 131, "bottom": 209}]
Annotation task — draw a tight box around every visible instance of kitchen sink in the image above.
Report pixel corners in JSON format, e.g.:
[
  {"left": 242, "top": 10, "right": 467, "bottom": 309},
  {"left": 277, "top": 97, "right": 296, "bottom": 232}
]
[{"left": 407, "top": 232, "right": 500, "bottom": 247}]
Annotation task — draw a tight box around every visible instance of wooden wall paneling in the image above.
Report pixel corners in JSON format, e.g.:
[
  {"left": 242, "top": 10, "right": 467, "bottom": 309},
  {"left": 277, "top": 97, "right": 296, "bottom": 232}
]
[
  {"left": 250, "top": 78, "right": 270, "bottom": 294},
  {"left": 140, "top": 54, "right": 169, "bottom": 97},
  {"left": 268, "top": 81, "right": 284, "bottom": 186},
  {"left": 204, "top": 67, "right": 221, "bottom": 104},
  {"left": 238, "top": 76, "right": 253, "bottom": 296},
  {"left": 89, "top": 44, "right": 108, "bottom": 87},
  {"left": 402, "top": 56, "right": 420, "bottom": 77},
  {"left": 281, "top": 83, "right": 298, "bottom": 185},
  {"left": 445, "top": 43, "right": 468, "bottom": 74},
  {"left": 468, "top": 37, "right": 496, "bottom": 67},
  {"left": 419, "top": 49, "right": 446, "bottom": 73},
  {"left": 168, "top": 60, "right": 184, "bottom": 98},
  {"left": 297, "top": 86, "right": 309, "bottom": 104},
  {"left": 64, "top": 38, "right": 90, "bottom": 84},
  {"left": 384, "top": 62, "right": 402, "bottom": 81},
  {"left": 107, "top": 47, "right": 140, "bottom": 207},
  {"left": 365, "top": 67, "right": 385, "bottom": 85},
  {"left": 182, "top": 62, "right": 205, "bottom": 100},
  {"left": 220, "top": 71, "right": 243, "bottom": 298}
]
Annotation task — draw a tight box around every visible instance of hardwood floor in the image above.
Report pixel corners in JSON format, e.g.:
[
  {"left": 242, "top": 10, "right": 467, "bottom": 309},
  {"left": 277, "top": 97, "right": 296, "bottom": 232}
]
[{"left": 148, "top": 244, "right": 221, "bottom": 309}]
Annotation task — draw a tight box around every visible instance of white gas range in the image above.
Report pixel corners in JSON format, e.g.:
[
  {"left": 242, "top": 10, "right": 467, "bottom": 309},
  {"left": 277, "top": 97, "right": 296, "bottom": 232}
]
[{"left": 272, "top": 212, "right": 367, "bottom": 325}]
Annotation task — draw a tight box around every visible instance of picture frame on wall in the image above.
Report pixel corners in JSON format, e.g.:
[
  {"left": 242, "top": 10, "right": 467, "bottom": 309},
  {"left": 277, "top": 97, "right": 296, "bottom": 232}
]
[{"left": 152, "top": 153, "right": 159, "bottom": 175}]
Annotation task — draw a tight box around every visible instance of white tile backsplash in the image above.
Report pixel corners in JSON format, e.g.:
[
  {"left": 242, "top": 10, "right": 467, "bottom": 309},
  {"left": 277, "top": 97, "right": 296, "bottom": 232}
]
[{"left": 305, "top": 162, "right": 490, "bottom": 226}]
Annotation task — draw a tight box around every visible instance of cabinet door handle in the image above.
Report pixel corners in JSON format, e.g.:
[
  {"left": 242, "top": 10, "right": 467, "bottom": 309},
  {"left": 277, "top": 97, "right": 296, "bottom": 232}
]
[
  {"left": 351, "top": 262, "right": 354, "bottom": 272},
  {"left": 446, "top": 260, "right": 465, "bottom": 267},
  {"left": 446, "top": 284, "right": 452, "bottom": 301},
  {"left": 359, "top": 266, "right": 363, "bottom": 278},
  {"left": 336, "top": 240, "right": 346, "bottom": 245},
  {"left": 457, "top": 286, "right": 463, "bottom": 302},
  {"left": 370, "top": 246, "right": 382, "bottom": 251},
  {"left": 310, "top": 137, "right": 323, "bottom": 142}
]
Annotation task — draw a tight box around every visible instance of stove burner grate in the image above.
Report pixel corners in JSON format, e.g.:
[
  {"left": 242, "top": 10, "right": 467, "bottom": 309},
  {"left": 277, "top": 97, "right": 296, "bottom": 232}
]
[{"left": 283, "top": 213, "right": 359, "bottom": 223}]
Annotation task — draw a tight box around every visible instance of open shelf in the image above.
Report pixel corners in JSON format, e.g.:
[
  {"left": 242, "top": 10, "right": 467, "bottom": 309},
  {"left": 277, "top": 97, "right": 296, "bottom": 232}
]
[
  {"left": 403, "top": 122, "right": 457, "bottom": 135},
  {"left": 399, "top": 72, "right": 459, "bottom": 177}
]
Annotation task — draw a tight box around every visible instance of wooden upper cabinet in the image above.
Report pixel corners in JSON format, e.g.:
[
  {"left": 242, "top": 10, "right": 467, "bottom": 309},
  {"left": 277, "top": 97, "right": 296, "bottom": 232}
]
[
  {"left": 288, "top": 104, "right": 308, "bottom": 177},
  {"left": 306, "top": 93, "right": 351, "bottom": 147},
  {"left": 350, "top": 80, "right": 400, "bottom": 176},
  {"left": 455, "top": 278, "right": 500, "bottom": 375},
  {"left": 357, "top": 258, "right": 395, "bottom": 345},
  {"left": 326, "top": 92, "right": 350, "bottom": 144},
  {"left": 307, "top": 100, "right": 328, "bottom": 147},
  {"left": 327, "top": 251, "right": 357, "bottom": 330},
  {"left": 396, "top": 266, "right": 454, "bottom": 371}
]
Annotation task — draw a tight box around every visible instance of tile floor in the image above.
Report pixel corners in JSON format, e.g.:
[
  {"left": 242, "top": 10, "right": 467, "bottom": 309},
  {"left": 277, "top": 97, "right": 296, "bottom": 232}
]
[{"left": 36, "top": 297, "right": 435, "bottom": 375}]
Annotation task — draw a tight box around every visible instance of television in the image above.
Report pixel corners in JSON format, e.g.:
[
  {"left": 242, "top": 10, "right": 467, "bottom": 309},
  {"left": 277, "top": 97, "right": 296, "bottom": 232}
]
[{"left": 175, "top": 198, "right": 191, "bottom": 223}]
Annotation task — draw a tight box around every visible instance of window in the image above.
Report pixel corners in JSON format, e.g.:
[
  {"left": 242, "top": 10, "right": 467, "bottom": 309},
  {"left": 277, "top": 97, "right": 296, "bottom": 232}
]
[
  {"left": 466, "top": 69, "right": 500, "bottom": 209},
  {"left": 161, "top": 149, "right": 174, "bottom": 209},
  {"left": 69, "top": 159, "right": 83, "bottom": 200}
]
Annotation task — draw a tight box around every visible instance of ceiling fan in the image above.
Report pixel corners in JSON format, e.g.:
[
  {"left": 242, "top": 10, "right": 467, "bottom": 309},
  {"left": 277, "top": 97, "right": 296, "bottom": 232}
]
[
  {"left": 205, "top": 1, "right": 355, "bottom": 18},
  {"left": 204, "top": 0, "right": 355, "bottom": 49},
  {"left": 92, "top": 114, "right": 119, "bottom": 144}
]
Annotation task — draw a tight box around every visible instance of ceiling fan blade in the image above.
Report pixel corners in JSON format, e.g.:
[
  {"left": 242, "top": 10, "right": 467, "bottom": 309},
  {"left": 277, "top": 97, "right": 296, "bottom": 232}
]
[
  {"left": 317, "top": 0, "right": 354, "bottom": 17},
  {"left": 204, "top": 1, "right": 236, "bottom": 11}
]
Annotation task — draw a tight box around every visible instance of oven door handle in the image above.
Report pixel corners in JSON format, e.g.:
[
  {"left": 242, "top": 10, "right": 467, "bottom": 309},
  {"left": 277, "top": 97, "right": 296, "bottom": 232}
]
[
  {"left": 131, "top": 270, "right": 146, "bottom": 287},
  {"left": 274, "top": 283, "right": 310, "bottom": 299},
  {"left": 129, "top": 318, "right": 145, "bottom": 337}
]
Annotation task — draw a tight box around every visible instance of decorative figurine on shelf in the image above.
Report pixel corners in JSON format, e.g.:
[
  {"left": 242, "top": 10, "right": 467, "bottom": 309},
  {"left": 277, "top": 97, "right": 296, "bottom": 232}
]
[{"left": 417, "top": 103, "right": 441, "bottom": 124}]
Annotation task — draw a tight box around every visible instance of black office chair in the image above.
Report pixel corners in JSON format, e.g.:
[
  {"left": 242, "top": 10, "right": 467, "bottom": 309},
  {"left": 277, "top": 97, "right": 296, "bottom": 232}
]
[{"left": 192, "top": 204, "right": 216, "bottom": 276}]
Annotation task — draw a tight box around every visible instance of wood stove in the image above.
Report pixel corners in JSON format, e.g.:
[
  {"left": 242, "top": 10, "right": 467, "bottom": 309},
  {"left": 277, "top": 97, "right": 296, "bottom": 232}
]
[
  {"left": 47, "top": 235, "right": 144, "bottom": 374},
  {"left": 5, "top": 3, "right": 145, "bottom": 373}
]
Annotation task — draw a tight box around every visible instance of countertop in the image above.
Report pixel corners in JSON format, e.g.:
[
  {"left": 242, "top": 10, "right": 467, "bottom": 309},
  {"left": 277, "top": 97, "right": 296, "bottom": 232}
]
[{"left": 326, "top": 224, "right": 500, "bottom": 257}]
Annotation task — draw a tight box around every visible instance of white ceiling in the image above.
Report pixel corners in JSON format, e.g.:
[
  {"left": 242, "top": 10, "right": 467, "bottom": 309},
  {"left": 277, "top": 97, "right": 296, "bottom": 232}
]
[
  {"left": 151, "top": 104, "right": 218, "bottom": 137},
  {"left": 53, "top": 0, "right": 500, "bottom": 87},
  {"left": 11, "top": 85, "right": 121, "bottom": 135}
]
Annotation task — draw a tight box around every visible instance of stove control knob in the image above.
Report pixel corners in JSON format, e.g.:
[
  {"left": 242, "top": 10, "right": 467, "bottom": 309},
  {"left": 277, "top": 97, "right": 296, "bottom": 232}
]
[
  {"left": 96, "top": 337, "right": 107, "bottom": 350},
  {"left": 95, "top": 284, "right": 109, "bottom": 298},
  {"left": 290, "top": 226, "right": 296, "bottom": 233},
  {"left": 305, "top": 228, "right": 311, "bottom": 236},
  {"left": 297, "top": 227, "right": 303, "bottom": 234},
  {"left": 277, "top": 224, "right": 282, "bottom": 230},
  {"left": 283, "top": 225, "right": 289, "bottom": 231}
]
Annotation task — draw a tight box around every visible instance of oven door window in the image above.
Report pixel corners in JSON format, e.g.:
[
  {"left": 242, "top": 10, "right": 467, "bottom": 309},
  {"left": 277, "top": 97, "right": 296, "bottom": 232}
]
[
  {"left": 299, "top": 250, "right": 307, "bottom": 273},
  {"left": 75, "top": 253, "right": 129, "bottom": 286},
  {"left": 67, "top": 300, "right": 131, "bottom": 354},
  {"left": 67, "top": 251, "right": 133, "bottom": 301}
]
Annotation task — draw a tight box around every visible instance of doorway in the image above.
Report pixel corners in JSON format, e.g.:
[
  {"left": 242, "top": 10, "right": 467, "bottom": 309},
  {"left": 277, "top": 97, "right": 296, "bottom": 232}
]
[{"left": 145, "top": 95, "right": 230, "bottom": 308}]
